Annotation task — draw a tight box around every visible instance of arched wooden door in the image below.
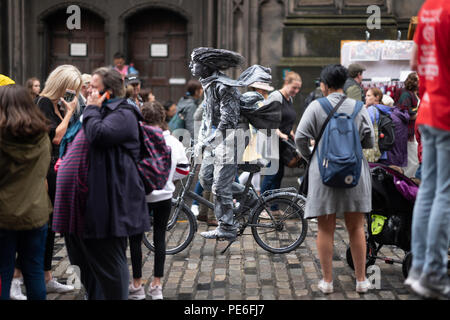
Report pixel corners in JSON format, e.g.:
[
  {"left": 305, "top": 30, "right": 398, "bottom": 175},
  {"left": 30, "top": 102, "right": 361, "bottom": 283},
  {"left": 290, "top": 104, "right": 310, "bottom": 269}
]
[
  {"left": 127, "top": 8, "right": 189, "bottom": 103},
  {"left": 46, "top": 8, "right": 105, "bottom": 75}
]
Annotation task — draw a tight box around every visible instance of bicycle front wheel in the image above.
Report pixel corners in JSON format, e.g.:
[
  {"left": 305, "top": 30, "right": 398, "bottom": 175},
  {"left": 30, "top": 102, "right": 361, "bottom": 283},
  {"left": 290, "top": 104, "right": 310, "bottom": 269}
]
[
  {"left": 143, "top": 201, "right": 197, "bottom": 255},
  {"left": 251, "top": 196, "right": 308, "bottom": 254}
]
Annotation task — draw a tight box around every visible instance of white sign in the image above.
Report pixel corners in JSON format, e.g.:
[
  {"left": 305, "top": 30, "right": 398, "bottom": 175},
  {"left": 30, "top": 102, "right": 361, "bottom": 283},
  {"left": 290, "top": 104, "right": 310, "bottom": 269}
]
[
  {"left": 169, "top": 78, "right": 187, "bottom": 85},
  {"left": 70, "top": 43, "right": 87, "bottom": 57},
  {"left": 151, "top": 44, "right": 168, "bottom": 57}
]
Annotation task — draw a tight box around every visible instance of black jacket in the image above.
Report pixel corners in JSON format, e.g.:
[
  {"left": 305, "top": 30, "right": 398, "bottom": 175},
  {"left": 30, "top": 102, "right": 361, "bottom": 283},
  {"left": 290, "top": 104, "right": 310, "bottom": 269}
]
[{"left": 82, "top": 99, "right": 149, "bottom": 239}]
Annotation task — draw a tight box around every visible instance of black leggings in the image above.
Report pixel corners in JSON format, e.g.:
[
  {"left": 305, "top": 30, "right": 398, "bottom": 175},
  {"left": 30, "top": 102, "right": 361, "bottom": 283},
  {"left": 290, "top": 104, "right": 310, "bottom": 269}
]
[
  {"left": 44, "top": 164, "right": 57, "bottom": 272},
  {"left": 44, "top": 216, "right": 55, "bottom": 272},
  {"left": 129, "top": 199, "right": 171, "bottom": 279}
]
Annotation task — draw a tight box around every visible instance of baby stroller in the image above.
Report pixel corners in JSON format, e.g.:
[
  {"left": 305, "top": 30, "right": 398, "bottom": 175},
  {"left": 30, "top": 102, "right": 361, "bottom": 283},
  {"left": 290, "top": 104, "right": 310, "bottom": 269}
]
[{"left": 346, "top": 163, "right": 418, "bottom": 278}]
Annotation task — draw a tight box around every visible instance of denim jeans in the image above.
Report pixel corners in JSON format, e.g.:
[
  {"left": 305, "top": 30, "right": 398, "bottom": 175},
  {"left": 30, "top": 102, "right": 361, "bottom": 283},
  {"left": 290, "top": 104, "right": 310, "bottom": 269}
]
[
  {"left": 192, "top": 181, "right": 204, "bottom": 206},
  {"left": 410, "top": 125, "right": 450, "bottom": 284},
  {"left": 261, "top": 161, "right": 284, "bottom": 210},
  {"left": 415, "top": 163, "right": 422, "bottom": 180},
  {"left": 0, "top": 224, "right": 48, "bottom": 300},
  {"left": 261, "top": 161, "right": 284, "bottom": 194}
]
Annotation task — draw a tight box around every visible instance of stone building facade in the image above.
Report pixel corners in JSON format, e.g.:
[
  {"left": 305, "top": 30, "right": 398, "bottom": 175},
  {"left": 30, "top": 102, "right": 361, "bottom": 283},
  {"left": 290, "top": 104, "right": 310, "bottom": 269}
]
[{"left": 1, "top": 0, "right": 424, "bottom": 111}]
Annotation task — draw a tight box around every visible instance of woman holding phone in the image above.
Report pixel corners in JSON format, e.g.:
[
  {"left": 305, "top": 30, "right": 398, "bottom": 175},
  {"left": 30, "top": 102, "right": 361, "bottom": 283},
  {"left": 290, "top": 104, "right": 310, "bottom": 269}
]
[{"left": 29, "top": 65, "right": 82, "bottom": 295}]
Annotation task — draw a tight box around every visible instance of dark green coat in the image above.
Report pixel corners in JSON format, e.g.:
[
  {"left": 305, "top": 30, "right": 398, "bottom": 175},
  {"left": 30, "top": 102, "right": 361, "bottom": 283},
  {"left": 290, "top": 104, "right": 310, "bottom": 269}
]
[{"left": 0, "top": 133, "right": 52, "bottom": 230}]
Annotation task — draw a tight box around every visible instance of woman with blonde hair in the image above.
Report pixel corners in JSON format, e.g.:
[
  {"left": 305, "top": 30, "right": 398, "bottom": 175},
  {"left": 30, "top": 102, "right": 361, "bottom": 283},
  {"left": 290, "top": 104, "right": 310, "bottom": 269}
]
[
  {"left": 260, "top": 71, "right": 302, "bottom": 213},
  {"left": 32, "top": 64, "right": 82, "bottom": 294}
]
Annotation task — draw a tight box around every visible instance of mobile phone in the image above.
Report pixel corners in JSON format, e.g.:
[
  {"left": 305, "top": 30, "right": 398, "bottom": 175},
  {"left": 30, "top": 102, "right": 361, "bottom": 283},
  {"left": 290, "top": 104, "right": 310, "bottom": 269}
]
[
  {"left": 99, "top": 90, "right": 111, "bottom": 100},
  {"left": 64, "top": 89, "right": 76, "bottom": 103}
]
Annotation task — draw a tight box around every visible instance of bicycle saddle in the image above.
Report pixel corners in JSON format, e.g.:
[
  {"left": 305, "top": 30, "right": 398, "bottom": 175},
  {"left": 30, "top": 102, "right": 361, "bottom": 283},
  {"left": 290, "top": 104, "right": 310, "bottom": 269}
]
[{"left": 238, "top": 163, "right": 262, "bottom": 173}]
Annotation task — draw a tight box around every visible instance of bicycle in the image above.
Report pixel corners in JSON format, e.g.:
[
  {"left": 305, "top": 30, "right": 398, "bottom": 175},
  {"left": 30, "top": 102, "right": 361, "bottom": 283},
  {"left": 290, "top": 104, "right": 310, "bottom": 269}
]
[{"left": 143, "top": 148, "right": 308, "bottom": 255}]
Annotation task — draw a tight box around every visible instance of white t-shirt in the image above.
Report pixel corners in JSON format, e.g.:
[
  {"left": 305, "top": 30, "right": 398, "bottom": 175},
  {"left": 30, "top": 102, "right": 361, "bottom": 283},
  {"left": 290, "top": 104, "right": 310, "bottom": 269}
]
[{"left": 146, "top": 131, "right": 190, "bottom": 203}]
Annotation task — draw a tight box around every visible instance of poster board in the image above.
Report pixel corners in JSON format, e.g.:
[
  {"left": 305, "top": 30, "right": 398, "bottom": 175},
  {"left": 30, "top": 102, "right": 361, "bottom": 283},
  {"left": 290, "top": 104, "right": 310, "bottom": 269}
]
[{"left": 341, "top": 40, "right": 414, "bottom": 81}]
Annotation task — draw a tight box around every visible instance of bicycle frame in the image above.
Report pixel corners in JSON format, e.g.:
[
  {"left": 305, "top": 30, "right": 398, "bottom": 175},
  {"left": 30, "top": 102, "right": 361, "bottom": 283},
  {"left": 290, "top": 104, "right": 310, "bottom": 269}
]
[{"left": 169, "top": 148, "right": 307, "bottom": 241}]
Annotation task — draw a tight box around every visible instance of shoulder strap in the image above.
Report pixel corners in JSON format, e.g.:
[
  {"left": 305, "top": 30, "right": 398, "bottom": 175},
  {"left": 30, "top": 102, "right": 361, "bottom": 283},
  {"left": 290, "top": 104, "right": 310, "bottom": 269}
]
[
  {"left": 310, "top": 95, "right": 347, "bottom": 160},
  {"left": 317, "top": 97, "right": 334, "bottom": 114},
  {"left": 351, "top": 101, "right": 364, "bottom": 119},
  {"left": 374, "top": 105, "right": 391, "bottom": 118}
]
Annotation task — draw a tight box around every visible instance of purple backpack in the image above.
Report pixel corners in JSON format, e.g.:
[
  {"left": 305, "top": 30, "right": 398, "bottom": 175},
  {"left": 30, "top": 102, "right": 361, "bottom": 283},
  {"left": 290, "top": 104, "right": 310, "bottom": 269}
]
[{"left": 137, "top": 122, "right": 171, "bottom": 194}]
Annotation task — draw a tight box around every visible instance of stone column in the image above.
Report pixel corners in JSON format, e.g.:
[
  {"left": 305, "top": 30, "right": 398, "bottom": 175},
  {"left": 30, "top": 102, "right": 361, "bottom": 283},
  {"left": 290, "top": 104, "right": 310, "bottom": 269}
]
[
  {"left": 6, "top": 0, "right": 26, "bottom": 84},
  {"left": 0, "top": 0, "right": 4, "bottom": 74},
  {"left": 207, "top": 0, "right": 218, "bottom": 47}
]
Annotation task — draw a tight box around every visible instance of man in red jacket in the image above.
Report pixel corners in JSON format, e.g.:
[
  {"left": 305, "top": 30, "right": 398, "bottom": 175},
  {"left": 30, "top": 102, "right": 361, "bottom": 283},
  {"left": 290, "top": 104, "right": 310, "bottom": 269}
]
[{"left": 405, "top": 0, "right": 450, "bottom": 300}]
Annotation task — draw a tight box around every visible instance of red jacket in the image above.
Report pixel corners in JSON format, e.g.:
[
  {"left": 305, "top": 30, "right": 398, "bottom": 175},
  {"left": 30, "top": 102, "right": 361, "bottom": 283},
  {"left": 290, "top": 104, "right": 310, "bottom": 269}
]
[{"left": 414, "top": 0, "right": 450, "bottom": 132}]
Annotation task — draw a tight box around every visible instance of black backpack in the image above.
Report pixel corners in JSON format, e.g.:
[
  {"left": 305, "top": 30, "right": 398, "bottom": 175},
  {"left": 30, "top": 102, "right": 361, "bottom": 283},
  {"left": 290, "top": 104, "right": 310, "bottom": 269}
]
[
  {"left": 373, "top": 106, "right": 395, "bottom": 153},
  {"left": 240, "top": 92, "right": 282, "bottom": 130}
]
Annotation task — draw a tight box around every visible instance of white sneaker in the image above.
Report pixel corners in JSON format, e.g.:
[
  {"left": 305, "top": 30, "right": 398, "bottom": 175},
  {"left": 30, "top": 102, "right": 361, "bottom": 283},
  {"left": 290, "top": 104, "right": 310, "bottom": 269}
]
[
  {"left": 259, "top": 210, "right": 271, "bottom": 219},
  {"left": 318, "top": 279, "right": 334, "bottom": 294},
  {"left": 148, "top": 284, "right": 163, "bottom": 300},
  {"left": 46, "top": 279, "right": 75, "bottom": 293},
  {"left": 10, "top": 278, "right": 27, "bottom": 300},
  {"left": 411, "top": 276, "right": 450, "bottom": 300},
  {"left": 128, "top": 283, "right": 146, "bottom": 300},
  {"left": 404, "top": 269, "right": 421, "bottom": 288},
  {"left": 191, "top": 204, "right": 199, "bottom": 217},
  {"left": 356, "top": 278, "right": 375, "bottom": 293},
  {"left": 259, "top": 209, "right": 281, "bottom": 220}
]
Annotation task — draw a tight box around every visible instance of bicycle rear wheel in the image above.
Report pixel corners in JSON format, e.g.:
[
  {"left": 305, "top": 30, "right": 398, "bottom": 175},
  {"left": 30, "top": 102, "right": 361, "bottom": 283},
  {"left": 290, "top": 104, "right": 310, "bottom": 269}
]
[
  {"left": 251, "top": 196, "right": 308, "bottom": 254},
  {"left": 143, "top": 201, "right": 197, "bottom": 255}
]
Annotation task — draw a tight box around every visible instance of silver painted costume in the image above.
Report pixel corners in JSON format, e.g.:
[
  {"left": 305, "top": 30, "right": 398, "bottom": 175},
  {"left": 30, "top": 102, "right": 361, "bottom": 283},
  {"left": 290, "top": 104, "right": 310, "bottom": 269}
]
[{"left": 196, "top": 65, "right": 271, "bottom": 234}]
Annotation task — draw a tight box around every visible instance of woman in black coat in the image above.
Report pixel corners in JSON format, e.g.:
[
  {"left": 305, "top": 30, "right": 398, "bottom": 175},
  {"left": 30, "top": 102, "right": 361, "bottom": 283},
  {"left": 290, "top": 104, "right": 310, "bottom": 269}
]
[{"left": 64, "top": 67, "right": 148, "bottom": 300}]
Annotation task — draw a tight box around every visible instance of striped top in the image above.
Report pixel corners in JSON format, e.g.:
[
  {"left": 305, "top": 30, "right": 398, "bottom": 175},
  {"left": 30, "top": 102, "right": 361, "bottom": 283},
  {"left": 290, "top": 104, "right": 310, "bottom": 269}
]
[{"left": 52, "top": 128, "right": 89, "bottom": 235}]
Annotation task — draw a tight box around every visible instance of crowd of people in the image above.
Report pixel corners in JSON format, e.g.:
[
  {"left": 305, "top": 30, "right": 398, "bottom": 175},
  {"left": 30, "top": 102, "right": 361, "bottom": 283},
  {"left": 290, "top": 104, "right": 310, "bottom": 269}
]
[
  {"left": 0, "top": 0, "right": 449, "bottom": 301},
  {"left": 0, "top": 59, "right": 190, "bottom": 300}
]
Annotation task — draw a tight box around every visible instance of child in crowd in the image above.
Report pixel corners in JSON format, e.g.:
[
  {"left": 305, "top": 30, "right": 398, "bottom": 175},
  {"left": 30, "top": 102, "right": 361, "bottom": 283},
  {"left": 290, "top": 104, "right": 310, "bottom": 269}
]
[{"left": 128, "top": 101, "right": 189, "bottom": 300}]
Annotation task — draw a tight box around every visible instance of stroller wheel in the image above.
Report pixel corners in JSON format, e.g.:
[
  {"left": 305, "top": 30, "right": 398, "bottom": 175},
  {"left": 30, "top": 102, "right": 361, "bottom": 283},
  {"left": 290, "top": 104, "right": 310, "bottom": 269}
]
[
  {"left": 402, "top": 252, "right": 412, "bottom": 279},
  {"left": 346, "top": 241, "right": 376, "bottom": 271}
]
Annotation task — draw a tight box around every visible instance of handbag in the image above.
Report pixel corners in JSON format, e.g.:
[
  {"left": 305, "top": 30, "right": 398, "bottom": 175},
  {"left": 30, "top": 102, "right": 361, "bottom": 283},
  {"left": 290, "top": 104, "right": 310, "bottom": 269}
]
[
  {"left": 299, "top": 96, "right": 347, "bottom": 196},
  {"left": 280, "top": 136, "right": 303, "bottom": 168},
  {"left": 242, "top": 126, "right": 262, "bottom": 163}
]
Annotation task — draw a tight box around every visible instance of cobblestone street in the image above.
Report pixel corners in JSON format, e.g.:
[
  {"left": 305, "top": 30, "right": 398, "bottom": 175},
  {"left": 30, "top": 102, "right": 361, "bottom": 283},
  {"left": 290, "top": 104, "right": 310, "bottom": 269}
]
[
  {"left": 46, "top": 218, "right": 420, "bottom": 301},
  {"left": 4, "top": 0, "right": 450, "bottom": 309}
]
